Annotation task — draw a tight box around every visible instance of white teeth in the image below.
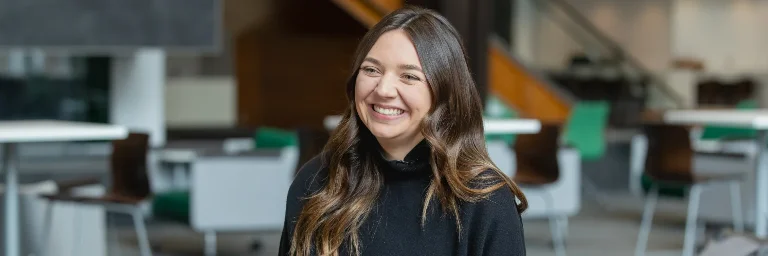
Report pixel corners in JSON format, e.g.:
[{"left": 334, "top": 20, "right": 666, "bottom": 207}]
[{"left": 373, "top": 105, "right": 404, "bottom": 116}]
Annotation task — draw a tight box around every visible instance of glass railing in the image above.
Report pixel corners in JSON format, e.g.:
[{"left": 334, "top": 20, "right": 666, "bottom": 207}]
[{"left": 494, "top": 0, "right": 684, "bottom": 110}]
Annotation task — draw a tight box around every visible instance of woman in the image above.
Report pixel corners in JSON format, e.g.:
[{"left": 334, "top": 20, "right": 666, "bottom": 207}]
[{"left": 279, "top": 5, "right": 527, "bottom": 256}]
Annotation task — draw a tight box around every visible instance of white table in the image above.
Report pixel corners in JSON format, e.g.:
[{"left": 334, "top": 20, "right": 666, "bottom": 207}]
[
  {"left": 323, "top": 115, "right": 542, "bottom": 134},
  {"left": 0, "top": 120, "right": 128, "bottom": 256},
  {"left": 664, "top": 110, "right": 768, "bottom": 238}
]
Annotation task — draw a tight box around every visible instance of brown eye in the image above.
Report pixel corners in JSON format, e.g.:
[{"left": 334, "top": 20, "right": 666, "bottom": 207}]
[
  {"left": 360, "top": 66, "right": 380, "bottom": 76},
  {"left": 402, "top": 73, "right": 421, "bottom": 81}
]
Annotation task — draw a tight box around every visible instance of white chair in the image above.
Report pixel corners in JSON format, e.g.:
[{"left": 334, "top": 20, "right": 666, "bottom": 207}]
[
  {"left": 632, "top": 124, "right": 746, "bottom": 256},
  {"left": 0, "top": 181, "right": 107, "bottom": 256},
  {"left": 489, "top": 124, "right": 581, "bottom": 256},
  {"left": 190, "top": 146, "right": 298, "bottom": 255}
]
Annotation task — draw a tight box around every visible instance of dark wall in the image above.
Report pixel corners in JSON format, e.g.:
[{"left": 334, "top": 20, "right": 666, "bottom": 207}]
[
  {"left": 0, "top": 0, "right": 220, "bottom": 50},
  {"left": 406, "top": 0, "right": 492, "bottom": 106}
]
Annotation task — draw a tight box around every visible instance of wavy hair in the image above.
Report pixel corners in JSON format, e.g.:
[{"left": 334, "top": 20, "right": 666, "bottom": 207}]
[{"left": 290, "top": 5, "right": 528, "bottom": 256}]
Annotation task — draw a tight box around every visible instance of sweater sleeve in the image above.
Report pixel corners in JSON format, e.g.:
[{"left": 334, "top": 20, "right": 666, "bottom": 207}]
[{"left": 278, "top": 155, "right": 327, "bottom": 256}]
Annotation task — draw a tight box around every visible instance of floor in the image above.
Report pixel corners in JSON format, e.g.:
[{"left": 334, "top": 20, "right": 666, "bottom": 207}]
[{"left": 112, "top": 195, "right": 695, "bottom": 256}]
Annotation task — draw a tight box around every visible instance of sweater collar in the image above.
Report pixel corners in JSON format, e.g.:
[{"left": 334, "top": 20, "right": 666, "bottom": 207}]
[{"left": 377, "top": 139, "right": 431, "bottom": 174}]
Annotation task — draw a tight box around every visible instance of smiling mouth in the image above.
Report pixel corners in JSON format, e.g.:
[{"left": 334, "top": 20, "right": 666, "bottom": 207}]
[{"left": 371, "top": 104, "right": 405, "bottom": 116}]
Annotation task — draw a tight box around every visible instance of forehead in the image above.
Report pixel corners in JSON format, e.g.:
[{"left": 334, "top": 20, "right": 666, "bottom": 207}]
[{"left": 366, "top": 29, "right": 422, "bottom": 67}]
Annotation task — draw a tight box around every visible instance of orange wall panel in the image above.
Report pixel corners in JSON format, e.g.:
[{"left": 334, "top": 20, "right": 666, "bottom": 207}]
[
  {"left": 488, "top": 45, "right": 570, "bottom": 122},
  {"left": 368, "top": 0, "right": 402, "bottom": 12}
]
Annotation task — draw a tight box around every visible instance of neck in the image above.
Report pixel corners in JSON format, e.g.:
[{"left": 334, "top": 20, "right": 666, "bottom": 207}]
[{"left": 377, "top": 134, "right": 425, "bottom": 161}]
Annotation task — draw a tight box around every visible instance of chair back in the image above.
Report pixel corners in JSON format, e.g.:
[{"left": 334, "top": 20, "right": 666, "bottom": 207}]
[
  {"left": 700, "top": 99, "right": 758, "bottom": 140},
  {"left": 562, "top": 100, "right": 609, "bottom": 161},
  {"left": 513, "top": 123, "right": 562, "bottom": 184},
  {"left": 643, "top": 124, "right": 694, "bottom": 182},
  {"left": 110, "top": 132, "right": 152, "bottom": 199}
]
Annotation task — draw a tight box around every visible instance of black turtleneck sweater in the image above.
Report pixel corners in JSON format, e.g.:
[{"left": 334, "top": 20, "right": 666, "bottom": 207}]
[{"left": 278, "top": 142, "right": 526, "bottom": 255}]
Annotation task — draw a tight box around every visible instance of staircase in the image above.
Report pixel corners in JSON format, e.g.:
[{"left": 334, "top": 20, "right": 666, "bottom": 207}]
[
  {"left": 332, "top": 0, "right": 685, "bottom": 127},
  {"left": 510, "top": 0, "right": 685, "bottom": 127},
  {"left": 333, "top": 0, "right": 573, "bottom": 123}
]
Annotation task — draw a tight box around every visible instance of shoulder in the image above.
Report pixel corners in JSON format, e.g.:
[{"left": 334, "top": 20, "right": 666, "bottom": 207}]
[
  {"left": 462, "top": 170, "right": 527, "bottom": 255},
  {"left": 466, "top": 169, "right": 523, "bottom": 219},
  {"left": 288, "top": 154, "right": 329, "bottom": 200},
  {"left": 284, "top": 154, "right": 329, "bottom": 218}
]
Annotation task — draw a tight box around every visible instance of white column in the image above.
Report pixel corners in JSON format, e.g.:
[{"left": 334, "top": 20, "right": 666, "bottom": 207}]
[{"left": 110, "top": 49, "right": 166, "bottom": 147}]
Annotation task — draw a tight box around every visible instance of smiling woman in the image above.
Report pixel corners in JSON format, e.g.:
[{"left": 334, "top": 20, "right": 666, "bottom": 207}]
[
  {"left": 279, "top": 5, "right": 527, "bottom": 256},
  {"left": 355, "top": 29, "right": 433, "bottom": 160}
]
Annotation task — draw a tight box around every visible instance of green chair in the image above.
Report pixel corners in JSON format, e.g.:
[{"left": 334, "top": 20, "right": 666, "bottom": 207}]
[
  {"left": 638, "top": 100, "right": 758, "bottom": 199},
  {"left": 561, "top": 101, "right": 610, "bottom": 161},
  {"left": 558, "top": 101, "right": 611, "bottom": 209},
  {"left": 699, "top": 99, "right": 758, "bottom": 141},
  {"left": 649, "top": 99, "right": 762, "bottom": 198},
  {"left": 253, "top": 127, "right": 299, "bottom": 149},
  {"left": 484, "top": 95, "right": 519, "bottom": 144},
  {"left": 152, "top": 190, "right": 191, "bottom": 224}
]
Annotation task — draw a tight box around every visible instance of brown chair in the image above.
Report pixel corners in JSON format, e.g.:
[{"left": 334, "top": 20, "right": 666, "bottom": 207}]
[
  {"left": 634, "top": 124, "right": 745, "bottom": 256},
  {"left": 37, "top": 132, "right": 153, "bottom": 256},
  {"left": 513, "top": 123, "right": 569, "bottom": 256},
  {"left": 514, "top": 123, "right": 561, "bottom": 185}
]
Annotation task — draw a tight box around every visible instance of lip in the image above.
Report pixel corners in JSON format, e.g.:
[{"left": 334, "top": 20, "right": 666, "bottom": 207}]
[{"left": 370, "top": 104, "right": 406, "bottom": 121}]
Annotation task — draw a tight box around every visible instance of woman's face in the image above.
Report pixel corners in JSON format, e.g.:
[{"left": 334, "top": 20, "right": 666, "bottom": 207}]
[{"left": 355, "top": 29, "right": 433, "bottom": 144}]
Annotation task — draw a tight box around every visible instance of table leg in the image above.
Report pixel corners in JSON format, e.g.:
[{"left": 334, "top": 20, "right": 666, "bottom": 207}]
[
  {"left": 2, "top": 143, "right": 19, "bottom": 256},
  {"left": 755, "top": 131, "right": 768, "bottom": 238}
]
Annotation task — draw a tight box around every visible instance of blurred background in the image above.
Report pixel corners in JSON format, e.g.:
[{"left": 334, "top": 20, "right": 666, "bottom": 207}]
[{"left": 1, "top": 0, "right": 767, "bottom": 255}]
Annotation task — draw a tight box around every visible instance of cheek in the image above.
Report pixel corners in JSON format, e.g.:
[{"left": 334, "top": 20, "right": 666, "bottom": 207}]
[
  {"left": 354, "top": 76, "right": 376, "bottom": 102},
  {"left": 403, "top": 86, "right": 433, "bottom": 117}
]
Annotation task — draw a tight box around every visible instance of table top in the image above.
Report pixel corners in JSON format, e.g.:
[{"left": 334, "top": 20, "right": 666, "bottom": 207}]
[
  {"left": 664, "top": 110, "right": 768, "bottom": 129},
  {"left": 483, "top": 118, "right": 541, "bottom": 134},
  {"left": 323, "top": 115, "right": 541, "bottom": 135},
  {"left": 0, "top": 120, "right": 128, "bottom": 143}
]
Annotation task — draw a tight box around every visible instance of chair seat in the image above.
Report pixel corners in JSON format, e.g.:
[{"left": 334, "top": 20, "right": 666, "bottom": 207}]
[
  {"left": 151, "top": 190, "right": 190, "bottom": 224},
  {"left": 514, "top": 167, "right": 558, "bottom": 185},
  {"left": 41, "top": 193, "right": 145, "bottom": 205}
]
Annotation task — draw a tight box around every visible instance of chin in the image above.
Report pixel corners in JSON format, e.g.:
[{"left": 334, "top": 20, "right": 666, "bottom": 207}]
[{"left": 369, "top": 126, "right": 404, "bottom": 140}]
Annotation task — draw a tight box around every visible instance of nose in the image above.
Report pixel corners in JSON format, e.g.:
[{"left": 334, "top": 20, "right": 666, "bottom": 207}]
[{"left": 374, "top": 74, "right": 398, "bottom": 98}]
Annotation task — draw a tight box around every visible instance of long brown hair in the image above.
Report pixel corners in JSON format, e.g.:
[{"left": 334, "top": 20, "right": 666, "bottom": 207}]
[{"left": 290, "top": 5, "right": 528, "bottom": 256}]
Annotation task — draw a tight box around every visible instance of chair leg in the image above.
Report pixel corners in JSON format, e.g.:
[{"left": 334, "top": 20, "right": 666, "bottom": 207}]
[
  {"left": 131, "top": 210, "right": 153, "bottom": 256},
  {"left": 205, "top": 232, "right": 217, "bottom": 256},
  {"left": 548, "top": 215, "right": 567, "bottom": 256},
  {"left": 37, "top": 201, "right": 54, "bottom": 256},
  {"left": 683, "top": 185, "right": 703, "bottom": 256},
  {"left": 559, "top": 217, "right": 569, "bottom": 238},
  {"left": 635, "top": 185, "right": 659, "bottom": 256},
  {"left": 543, "top": 191, "right": 567, "bottom": 256},
  {"left": 729, "top": 181, "right": 744, "bottom": 233}
]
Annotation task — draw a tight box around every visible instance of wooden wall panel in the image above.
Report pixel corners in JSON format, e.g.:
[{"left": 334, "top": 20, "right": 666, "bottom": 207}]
[{"left": 235, "top": 0, "right": 366, "bottom": 130}]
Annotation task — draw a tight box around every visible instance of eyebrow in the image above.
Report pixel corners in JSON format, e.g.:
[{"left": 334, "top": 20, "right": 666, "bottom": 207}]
[{"left": 364, "top": 57, "right": 423, "bottom": 73}]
